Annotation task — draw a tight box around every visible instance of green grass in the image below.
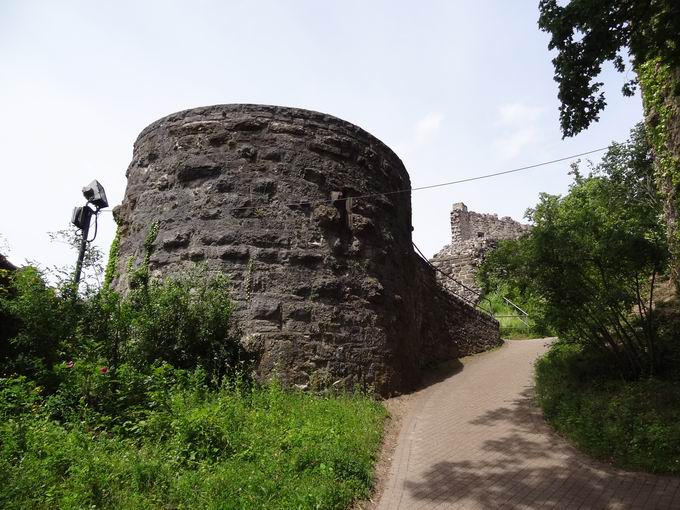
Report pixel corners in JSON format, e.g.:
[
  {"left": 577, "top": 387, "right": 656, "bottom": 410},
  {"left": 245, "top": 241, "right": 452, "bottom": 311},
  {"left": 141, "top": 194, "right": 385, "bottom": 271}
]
[
  {"left": 495, "top": 315, "right": 542, "bottom": 339},
  {"left": 0, "top": 379, "right": 387, "bottom": 510},
  {"left": 481, "top": 291, "right": 543, "bottom": 339},
  {"left": 535, "top": 342, "right": 680, "bottom": 474}
]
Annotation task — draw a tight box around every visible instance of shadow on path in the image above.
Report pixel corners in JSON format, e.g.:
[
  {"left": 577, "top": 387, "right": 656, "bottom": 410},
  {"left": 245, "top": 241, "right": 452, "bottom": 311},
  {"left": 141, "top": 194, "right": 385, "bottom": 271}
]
[
  {"left": 404, "top": 387, "right": 680, "bottom": 509},
  {"left": 418, "top": 358, "right": 464, "bottom": 390}
]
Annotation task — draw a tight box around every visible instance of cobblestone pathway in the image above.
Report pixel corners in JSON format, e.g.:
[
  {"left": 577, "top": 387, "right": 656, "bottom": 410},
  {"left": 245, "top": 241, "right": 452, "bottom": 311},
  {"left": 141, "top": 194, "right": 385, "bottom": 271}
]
[{"left": 377, "top": 339, "right": 680, "bottom": 510}]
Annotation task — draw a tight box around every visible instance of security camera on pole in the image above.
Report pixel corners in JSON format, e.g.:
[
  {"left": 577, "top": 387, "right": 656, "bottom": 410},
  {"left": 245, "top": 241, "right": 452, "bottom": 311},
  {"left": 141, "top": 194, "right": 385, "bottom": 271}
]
[{"left": 71, "top": 180, "right": 108, "bottom": 290}]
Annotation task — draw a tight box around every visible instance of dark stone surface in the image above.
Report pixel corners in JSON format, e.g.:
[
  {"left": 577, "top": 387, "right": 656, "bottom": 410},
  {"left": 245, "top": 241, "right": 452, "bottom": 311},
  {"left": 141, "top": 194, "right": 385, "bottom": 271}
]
[{"left": 112, "top": 104, "right": 500, "bottom": 395}]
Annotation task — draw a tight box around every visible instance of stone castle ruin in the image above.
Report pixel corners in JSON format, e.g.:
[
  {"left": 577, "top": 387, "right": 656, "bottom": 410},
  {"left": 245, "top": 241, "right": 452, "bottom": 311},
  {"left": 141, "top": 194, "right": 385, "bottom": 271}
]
[
  {"left": 111, "top": 104, "right": 501, "bottom": 395},
  {"left": 431, "top": 203, "right": 531, "bottom": 302}
]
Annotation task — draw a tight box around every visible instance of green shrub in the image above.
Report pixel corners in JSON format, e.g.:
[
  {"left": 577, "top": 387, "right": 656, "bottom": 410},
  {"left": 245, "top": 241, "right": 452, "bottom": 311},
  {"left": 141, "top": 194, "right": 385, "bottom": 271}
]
[
  {"left": 535, "top": 342, "right": 680, "bottom": 473},
  {"left": 0, "top": 267, "right": 76, "bottom": 388},
  {"left": 0, "top": 266, "right": 247, "bottom": 387},
  {"left": 123, "top": 271, "right": 245, "bottom": 378}
]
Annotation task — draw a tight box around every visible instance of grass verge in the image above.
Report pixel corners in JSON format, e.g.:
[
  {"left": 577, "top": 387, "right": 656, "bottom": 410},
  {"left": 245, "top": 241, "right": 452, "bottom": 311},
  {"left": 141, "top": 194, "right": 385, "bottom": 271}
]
[
  {"left": 534, "top": 342, "right": 680, "bottom": 474},
  {"left": 0, "top": 379, "right": 386, "bottom": 510},
  {"left": 496, "top": 316, "right": 543, "bottom": 339},
  {"left": 482, "top": 291, "right": 544, "bottom": 339}
]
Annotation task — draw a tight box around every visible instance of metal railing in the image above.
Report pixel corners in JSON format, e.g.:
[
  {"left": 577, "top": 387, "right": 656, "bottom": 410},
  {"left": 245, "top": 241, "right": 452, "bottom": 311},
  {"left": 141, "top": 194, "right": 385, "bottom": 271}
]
[{"left": 412, "top": 241, "right": 530, "bottom": 326}]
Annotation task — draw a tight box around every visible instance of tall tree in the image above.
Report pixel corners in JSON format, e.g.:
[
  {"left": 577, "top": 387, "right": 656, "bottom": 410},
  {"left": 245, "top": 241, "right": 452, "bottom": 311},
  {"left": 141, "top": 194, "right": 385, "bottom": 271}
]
[
  {"left": 479, "top": 126, "right": 667, "bottom": 377},
  {"left": 538, "top": 0, "right": 680, "bottom": 289}
]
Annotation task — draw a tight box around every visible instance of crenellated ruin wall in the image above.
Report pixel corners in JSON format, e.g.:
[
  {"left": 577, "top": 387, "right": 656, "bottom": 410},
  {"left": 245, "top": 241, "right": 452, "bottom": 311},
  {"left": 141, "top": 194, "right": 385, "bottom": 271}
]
[{"left": 431, "top": 203, "right": 531, "bottom": 302}]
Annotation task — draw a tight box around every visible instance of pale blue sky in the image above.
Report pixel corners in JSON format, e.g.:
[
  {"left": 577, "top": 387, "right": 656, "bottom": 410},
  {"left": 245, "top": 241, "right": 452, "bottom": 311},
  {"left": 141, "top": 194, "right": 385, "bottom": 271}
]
[{"left": 0, "top": 1, "right": 642, "bottom": 273}]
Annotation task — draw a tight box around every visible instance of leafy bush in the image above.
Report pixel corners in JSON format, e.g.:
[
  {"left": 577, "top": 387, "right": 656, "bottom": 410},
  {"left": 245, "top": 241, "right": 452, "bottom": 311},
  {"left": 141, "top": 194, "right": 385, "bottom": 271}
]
[
  {"left": 123, "top": 271, "right": 244, "bottom": 378},
  {"left": 0, "top": 267, "right": 76, "bottom": 387},
  {"left": 0, "top": 266, "right": 246, "bottom": 387},
  {"left": 535, "top": 342, "right": 680, "bottom": 474},
  {"left": 479, "top": 125, "right": 668, "bottom": 378}
]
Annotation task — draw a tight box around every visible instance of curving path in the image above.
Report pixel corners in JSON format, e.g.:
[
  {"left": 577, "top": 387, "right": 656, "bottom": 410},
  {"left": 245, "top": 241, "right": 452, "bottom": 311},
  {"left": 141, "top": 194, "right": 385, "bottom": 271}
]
[{"left": 377, "top": 339, "right": 680, "bottom": 510}]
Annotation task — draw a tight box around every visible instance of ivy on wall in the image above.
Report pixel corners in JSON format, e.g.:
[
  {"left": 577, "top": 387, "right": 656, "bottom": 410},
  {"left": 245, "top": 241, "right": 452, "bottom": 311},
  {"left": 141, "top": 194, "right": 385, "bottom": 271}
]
[
  {"left": 128, "top": 222, "right": 160, "bottom": 290},
  {"left": 103, "top": 227, "right": 120, "bottom": 290},
  {"left": 639, "top": 57, "right": 680, "bottom": 288}
]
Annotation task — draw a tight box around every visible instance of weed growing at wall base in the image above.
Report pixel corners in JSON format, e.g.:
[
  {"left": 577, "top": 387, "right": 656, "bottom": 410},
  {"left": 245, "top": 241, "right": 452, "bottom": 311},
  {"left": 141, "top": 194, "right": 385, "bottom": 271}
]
[{"left": 0, "top": 377, "right": 386, "bottom": 509}]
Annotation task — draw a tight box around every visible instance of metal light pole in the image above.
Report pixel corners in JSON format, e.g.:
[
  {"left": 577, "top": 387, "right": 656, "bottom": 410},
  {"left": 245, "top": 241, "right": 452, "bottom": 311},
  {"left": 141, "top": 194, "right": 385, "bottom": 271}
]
[{"left": 71, "top": 180, "right": 108, "bottom": 290}]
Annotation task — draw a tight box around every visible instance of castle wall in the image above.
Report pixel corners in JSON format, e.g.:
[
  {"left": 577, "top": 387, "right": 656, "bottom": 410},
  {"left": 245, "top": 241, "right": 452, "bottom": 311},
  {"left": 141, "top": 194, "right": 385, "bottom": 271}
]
[
  {"left": 112, "top": 105, "right": 500, "bottom": 395},
  {"left": 432, "top": 203, "right": 530, "bottom": 302}
]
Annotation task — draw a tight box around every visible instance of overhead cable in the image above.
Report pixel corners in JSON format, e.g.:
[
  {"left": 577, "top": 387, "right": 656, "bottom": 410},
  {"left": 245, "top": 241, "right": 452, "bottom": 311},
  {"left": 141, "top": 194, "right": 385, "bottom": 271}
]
[{"left": 100, "top": 146, "right": 608, "bottom": 214}]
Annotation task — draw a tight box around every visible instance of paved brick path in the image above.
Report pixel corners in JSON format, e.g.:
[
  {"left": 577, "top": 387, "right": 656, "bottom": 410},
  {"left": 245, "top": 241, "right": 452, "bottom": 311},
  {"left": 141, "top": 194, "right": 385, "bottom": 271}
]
[{"left": 377, "top": 339, "right": 680, "bottom": 510}]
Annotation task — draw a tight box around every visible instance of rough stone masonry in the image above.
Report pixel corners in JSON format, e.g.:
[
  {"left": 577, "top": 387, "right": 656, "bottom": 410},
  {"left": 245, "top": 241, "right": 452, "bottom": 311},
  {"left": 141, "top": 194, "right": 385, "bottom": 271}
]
[
  {"left": 431, "top": 202, "right": 531, "bottom": 303},
  {"left": 111, "top": 104, "right": 500, "bottom": 395}
]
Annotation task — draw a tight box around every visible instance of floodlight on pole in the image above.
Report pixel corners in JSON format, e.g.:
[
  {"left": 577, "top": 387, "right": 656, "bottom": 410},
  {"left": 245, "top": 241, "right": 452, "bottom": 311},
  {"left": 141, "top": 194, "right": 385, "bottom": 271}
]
[
  {"left": 82, "top": 180, "right": 109, "bottom": 209},
  {"left": 71, "top": 180, "right": 108, "bottom": 291}
]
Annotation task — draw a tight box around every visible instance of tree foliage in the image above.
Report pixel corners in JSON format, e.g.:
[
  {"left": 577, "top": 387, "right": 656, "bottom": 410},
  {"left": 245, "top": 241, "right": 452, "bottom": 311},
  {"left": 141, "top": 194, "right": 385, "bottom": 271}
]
[
  {"left": 593, "top": 123, "right": 660, "bottom": 208},
  {"left": 480, "top": 126, "right": 667, "bottom": 377},
  {"left": 538, "top": 0, "right": 680, "bottom": 137},
  {"left": 0, "top": 267, "right": 76, "bottom": 387},
  {"left": 0, "top": 266, "right": 246, "bottom": 389}
]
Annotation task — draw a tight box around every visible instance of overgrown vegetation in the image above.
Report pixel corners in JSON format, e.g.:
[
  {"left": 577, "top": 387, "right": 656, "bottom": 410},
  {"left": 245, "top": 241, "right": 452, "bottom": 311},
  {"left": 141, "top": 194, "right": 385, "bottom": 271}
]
[
  {"left": 0, "top": 230, "right": 386, "bottom": 509},
  {"left": 0, "top": 374, "right": 385, "bottom": 509},
  {"left": 481, "top": 288, "right": 545, "bottom": 339},
  {"left": 535, "top": 337, "right": 680, "bottom": 474},
  {"left": 0, "top": 265, "right": 245, "bottom": 390},
  {"left": 480, "top": 125, "right": 680, "bottom": 472},
  {"left": 480, "top": 125, "right": 667, "bottom": 378}
]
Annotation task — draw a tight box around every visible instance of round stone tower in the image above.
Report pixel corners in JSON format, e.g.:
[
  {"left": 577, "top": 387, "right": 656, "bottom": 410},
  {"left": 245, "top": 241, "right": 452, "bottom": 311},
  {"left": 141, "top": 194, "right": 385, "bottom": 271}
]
[{"left": 112, "top": 104, "right": 500, "bottom": 394}]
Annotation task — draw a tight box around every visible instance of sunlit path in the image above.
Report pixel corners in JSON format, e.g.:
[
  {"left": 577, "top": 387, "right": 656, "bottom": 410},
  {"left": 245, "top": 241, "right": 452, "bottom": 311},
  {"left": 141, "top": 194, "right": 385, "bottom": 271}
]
[{"left": 378, "top": 339, "right": 680, "bottom": 510}]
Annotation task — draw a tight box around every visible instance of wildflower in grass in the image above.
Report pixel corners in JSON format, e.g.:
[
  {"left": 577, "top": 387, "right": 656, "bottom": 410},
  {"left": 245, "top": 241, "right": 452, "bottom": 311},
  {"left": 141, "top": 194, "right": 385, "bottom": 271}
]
[{"left": 100, "top": 367, "right": 109, "bottom": 374}]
